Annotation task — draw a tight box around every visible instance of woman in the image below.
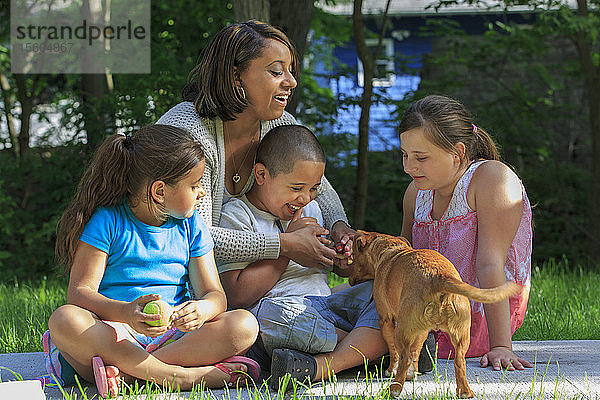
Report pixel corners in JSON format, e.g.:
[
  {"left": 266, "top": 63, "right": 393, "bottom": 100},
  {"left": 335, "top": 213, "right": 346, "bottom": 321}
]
[{"left": 157, "top": 20, "right": 354, "bottom": 270}]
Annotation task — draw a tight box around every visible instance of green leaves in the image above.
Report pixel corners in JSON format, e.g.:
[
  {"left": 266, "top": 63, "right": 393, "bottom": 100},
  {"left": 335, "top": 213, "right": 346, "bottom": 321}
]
[{"left": 417, "top": 0, "right": 597, "bottom": 264}]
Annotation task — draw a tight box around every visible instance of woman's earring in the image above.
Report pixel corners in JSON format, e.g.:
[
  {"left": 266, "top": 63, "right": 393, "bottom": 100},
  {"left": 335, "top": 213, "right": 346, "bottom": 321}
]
[{"left": 236, "top": 85, "right": 246, "bottom": 100}]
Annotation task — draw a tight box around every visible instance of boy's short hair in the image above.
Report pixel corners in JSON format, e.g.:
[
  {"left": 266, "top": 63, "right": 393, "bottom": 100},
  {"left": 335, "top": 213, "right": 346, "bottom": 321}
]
[{"left": 256, "top": 125, "right": 325, "bottom": 177}]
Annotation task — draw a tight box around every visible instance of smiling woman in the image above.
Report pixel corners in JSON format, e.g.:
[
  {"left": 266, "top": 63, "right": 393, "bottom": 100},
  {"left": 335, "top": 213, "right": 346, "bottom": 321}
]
[{"left": 157, "top": 20, "right": 355, "bottom": 271}]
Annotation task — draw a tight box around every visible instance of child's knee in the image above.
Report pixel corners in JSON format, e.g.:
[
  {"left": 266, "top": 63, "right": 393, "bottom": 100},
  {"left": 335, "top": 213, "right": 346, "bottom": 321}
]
[
  {"left": 48, "top": 304, "right": 93, "bottom": 338},
  {"left": 224, "top": 309, "right": 259, "bottom": 343}
]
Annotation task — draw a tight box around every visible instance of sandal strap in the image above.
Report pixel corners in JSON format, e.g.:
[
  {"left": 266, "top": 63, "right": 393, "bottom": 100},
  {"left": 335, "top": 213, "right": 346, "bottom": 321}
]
[
  {"left": 214, "top": 363, "right": 241, "bottom": 386},
  {"left": 213, "top": 363, "right": 232, "bottom": 377},
  {"left": 219, "top": 356, "right": 260, "bottom": 380}
]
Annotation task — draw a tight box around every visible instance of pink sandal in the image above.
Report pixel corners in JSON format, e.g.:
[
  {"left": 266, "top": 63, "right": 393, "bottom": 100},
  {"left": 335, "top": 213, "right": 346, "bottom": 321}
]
[{"left": 214, "top": 356, "right": 261, "bottom": 387}]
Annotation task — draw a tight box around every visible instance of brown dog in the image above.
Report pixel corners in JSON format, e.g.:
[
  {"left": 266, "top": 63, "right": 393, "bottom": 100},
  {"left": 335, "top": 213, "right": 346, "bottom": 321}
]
[{"left": 349, "top": 230, "right": 520, "bottom": 398}]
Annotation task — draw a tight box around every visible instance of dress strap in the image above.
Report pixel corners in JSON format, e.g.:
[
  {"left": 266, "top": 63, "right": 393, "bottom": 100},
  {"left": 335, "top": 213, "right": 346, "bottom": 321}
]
[
  {"left": 445, "top": 160, "right": 487, "bottom": 219},
  {"left": 413, "top": 160, "right": 488, "bottom": 222}
]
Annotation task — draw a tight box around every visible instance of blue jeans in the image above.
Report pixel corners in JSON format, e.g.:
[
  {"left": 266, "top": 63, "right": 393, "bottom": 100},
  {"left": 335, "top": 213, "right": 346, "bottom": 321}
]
[{"left": 251, "top": 281, "right": 379, "bottom": 356}]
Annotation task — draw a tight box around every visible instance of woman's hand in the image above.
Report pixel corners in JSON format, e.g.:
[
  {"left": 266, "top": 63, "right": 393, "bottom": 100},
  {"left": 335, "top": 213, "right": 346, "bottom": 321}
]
[
  {"left": 125, "top": 294, "right": 171, "bottom": 337},
  {"left": 170, "top": 300, "right": 209, "bottom": 332},
  {"left": 480, "top": 346, "right": 533, "bottom": 371},
  {"left": 331, "top": 221, "right": 356, "bottom": 269},
  {"left": 280, "top": 227, "right": 335, "bottom": 269}
]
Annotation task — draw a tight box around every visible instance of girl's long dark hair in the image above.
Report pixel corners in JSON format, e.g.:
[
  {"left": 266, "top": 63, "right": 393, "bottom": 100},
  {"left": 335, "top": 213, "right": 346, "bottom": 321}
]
[
  {"left": 399, "top": 95, "right": 500, "bottom": 162},
  {"left": 55, "top": 125, "right": 205, "bottom": 270}
]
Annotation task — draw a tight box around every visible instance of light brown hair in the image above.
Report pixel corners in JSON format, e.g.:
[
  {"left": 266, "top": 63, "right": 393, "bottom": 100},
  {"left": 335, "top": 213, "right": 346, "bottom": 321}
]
[
  {"left": 398, "top": 95, "right": 500, "bottom": 162},
  {"left": 182, "top": 20, "right": 298, "bottom": 121},
  {"left": 55, "top": 125, "right": 205, "bottom": 270}
]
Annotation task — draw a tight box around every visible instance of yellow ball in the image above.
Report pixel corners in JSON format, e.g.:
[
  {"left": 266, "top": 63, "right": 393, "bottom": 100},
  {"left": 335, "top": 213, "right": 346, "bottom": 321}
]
[{"left": 143, "top": 300, "right": 172, "bottom": 326}]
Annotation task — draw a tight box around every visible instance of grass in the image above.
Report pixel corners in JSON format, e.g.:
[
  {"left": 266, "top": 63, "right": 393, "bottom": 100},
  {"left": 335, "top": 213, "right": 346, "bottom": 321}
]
[
  {"left": 513, "top": 259, "right": 600, "bottom": 340},
  {"left": 0, "top": 275, "right": 67, "bottom": 354},
  {"left": 0, "top": 260, "right": 599, "bottom": 353},
  {"left": 0, "top": 260, "right": 600, "bottom": 353},
  {"left": 0, "top": 260, "right": 599, "bottom": 399}
]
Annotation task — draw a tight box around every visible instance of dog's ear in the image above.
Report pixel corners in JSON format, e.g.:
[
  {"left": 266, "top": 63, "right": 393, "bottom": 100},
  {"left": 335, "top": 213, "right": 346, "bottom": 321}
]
[
  {"left": 398, "top": 236, "right": 411, "bottom": 246},
  {"left": 355, "top": 232, "right": 370, "bottom": 251}
]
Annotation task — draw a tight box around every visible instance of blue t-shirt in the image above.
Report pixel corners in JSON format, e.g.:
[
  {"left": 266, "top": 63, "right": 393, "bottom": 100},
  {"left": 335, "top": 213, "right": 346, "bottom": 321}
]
[{"left": 79, "top": 203, "right": 214, "bottom": 306}]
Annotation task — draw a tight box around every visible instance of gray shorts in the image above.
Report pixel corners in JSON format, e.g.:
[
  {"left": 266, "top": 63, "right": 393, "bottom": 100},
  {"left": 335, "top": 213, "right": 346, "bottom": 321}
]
[{"left": 252, "top": 281, "right": 379, "bottom": 356}]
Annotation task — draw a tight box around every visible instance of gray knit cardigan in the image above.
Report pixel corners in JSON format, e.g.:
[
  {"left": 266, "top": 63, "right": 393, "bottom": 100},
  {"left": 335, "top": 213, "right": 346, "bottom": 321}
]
[{"left": 157, "top": 102, "right": 348, "bottom": 265}]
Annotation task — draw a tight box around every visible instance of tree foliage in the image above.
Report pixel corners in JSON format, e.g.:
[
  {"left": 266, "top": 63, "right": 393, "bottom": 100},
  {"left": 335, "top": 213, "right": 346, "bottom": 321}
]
[
  {"left": 413, "top": 1, "right": 598, "bottom": 265},
  {"left": 0, "top": 1, "right": 235, "bottom": 279},
  {"left": 1, "top": 0, "right": 598, "bottom": 282},
  {"left": 351, "top": 0, "right": 392, "bottom": 229}
]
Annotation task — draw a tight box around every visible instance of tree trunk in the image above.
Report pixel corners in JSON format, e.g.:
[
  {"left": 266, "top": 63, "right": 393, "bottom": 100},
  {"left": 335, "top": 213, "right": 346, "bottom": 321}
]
[
  {"left": 572, "top": 0, "right": 600, "bottom": 262},
  {"left": 81, "top": 0, "right": 107, "bottom": 150},
  {"left": 0, "top": 72, "right": 19, "bottom": 160},
  {"left": 270, "top": 0, "right": 314, "bottom": 117},
  {"left": 351, "top": 0, "right": 391, "bottom": 228},
  {"left": 81, "top": 74, "right": 106, "bottom": 149},
  {"left": 234, "top": 0, "right": 270, "bottom": 22},
  {"left": 13, "top": 74, "right": 34, "bottom": 159}
]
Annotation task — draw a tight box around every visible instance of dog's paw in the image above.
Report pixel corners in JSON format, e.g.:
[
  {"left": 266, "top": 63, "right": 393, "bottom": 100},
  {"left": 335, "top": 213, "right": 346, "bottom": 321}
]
[
  {"left": 389, "top": 382, "right": 403, "bottom": 398},
  {"left": 457, "top": 386, "right": 475, "bottom": 398}
]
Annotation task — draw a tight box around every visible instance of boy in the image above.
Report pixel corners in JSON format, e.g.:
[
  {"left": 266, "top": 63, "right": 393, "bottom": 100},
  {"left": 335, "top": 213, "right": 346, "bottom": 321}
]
[{"left": 218, "top": 125, "right": 433, "bottom": 385}]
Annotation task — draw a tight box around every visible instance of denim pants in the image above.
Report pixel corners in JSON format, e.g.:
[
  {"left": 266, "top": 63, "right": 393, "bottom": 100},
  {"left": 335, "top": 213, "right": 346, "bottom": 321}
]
[{"left": 251, "top": 281, "right": 379, "bottom": 356}]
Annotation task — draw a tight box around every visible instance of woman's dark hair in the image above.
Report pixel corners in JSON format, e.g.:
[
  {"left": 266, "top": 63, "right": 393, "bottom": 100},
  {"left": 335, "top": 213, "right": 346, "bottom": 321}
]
[
  {"left": 182, "top": 20, "right": 298, "bottom": 121},
  {"left": 55, "top": 125, "right": 205, "bottom": 270},
  {"left": 398, "top": 95, "right": 500, "bottom": 162}
]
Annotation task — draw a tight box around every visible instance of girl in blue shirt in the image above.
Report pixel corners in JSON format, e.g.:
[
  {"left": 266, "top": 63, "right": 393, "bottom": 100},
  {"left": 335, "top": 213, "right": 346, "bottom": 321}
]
[{"left": 45, "top": 125, "right": 259, "bottom": 397}]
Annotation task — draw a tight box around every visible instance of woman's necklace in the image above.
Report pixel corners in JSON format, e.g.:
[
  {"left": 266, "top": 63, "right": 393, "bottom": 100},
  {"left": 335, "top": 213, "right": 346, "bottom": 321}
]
[{"left": 225, "top": 123, "right": 259, "bottom": 185}]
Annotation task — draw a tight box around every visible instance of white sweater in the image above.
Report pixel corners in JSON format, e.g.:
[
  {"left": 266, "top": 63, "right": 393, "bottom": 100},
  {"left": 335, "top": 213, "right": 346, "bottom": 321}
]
[{"left": 157, "top": 102, "right": 348, "bottom": 264}]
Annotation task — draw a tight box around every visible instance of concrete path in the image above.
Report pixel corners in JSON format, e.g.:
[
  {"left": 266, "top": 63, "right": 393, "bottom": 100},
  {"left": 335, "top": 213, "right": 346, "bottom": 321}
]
[{"left": 0, "top": 340, "right": 598, "bottom": 399}]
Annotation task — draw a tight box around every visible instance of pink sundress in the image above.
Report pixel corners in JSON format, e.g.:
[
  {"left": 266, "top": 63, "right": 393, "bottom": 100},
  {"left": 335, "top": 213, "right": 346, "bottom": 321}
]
[{"left": 412, "top": 160, "right": 532, "bottom": 358}]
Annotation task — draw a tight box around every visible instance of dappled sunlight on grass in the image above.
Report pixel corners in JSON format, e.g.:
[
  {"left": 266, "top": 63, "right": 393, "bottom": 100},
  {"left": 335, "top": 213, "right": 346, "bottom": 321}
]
[
  {"left": 513, "top": 259, "right": 600, "bottom": 341},
  {"left": 0, "top": 276, "right": 66, "bottom": 353},
  {"left": 0, "top": 260, "right": 599, "bottom": 354}
]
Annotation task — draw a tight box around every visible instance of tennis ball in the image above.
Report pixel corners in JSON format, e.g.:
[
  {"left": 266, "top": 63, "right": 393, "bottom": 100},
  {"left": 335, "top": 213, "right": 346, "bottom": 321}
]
[{"left": 143, "top": 300, "right": 172, "bottom": 327}]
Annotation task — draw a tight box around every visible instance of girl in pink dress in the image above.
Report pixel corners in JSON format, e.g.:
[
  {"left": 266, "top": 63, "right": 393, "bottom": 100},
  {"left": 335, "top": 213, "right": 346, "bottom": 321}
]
[{"left": 399, "top": 95, "right": 533, "bottom": 371}]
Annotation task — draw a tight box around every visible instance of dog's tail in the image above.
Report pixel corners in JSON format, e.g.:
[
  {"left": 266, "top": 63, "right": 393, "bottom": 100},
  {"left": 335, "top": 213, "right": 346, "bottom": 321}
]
[{"left": 436, "top": 278, "right": 520, "bottom": 303}]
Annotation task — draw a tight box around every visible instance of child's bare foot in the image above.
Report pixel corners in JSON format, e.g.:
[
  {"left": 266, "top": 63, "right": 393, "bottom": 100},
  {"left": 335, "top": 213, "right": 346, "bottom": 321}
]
[
  {"left": 211, "top": 361, "right": 249, "bottom": 387},
  {"left": 93, "top": 356, "right": 124, "bottom": 398},
  {"left": 207, "top": 356, "right": 261, "bottom": 388},
  {"left": 105, "top": 365, "right": 122, "bottom": 397}
]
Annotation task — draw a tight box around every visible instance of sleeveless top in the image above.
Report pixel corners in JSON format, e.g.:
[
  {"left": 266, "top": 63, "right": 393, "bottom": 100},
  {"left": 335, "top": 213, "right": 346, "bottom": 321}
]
[{"left": 412, "top": 160, "right": 532, "bottom": 358}]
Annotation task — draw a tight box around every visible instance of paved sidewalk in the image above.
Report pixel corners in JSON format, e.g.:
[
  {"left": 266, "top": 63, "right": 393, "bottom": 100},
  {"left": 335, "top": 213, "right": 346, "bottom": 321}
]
[{"left": 0, "top": 340, "right": 598, "bottom": 399}]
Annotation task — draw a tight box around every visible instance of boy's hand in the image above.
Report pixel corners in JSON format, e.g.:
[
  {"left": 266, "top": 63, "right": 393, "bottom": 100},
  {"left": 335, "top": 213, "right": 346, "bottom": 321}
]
[
  {"left": 286, "top": 217, "right": 321, "bottom": 232},
  {"left": 126, "top": 294, "right": 171, "bottom": 337},
  {"left": 280, "top": 207, "right": 336, "bottom": 269},
  {"left": 286, "top": 207, "right": 331, "bottom": 245},
  {"left": 286, "top": 208, "right": 323, "bottom": 234},
  {"left": 170, "top": 300, "right": 207, "bottom": 332}
]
